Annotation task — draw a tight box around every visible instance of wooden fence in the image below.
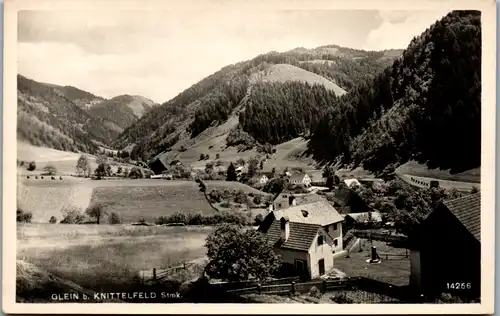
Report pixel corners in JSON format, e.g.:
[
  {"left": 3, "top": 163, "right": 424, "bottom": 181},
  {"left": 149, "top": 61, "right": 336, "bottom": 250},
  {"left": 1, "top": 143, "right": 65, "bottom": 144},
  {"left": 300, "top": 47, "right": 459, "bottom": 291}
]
[
  {"left": 141, "top": 262, "right": 196, "bottom": 283},
  {"left": 223, "top": 276, "right": 413, "bottom": 301},
  {"left": 225, "top": 277, "right": 358, "bottom": 296}
]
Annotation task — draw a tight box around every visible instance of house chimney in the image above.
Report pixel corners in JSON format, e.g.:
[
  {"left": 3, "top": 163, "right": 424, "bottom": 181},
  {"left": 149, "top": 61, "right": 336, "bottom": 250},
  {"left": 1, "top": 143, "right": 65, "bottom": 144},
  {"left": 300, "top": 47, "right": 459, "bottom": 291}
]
[{"left": 280, "top": 217, "right": 290, "bottom": 242}]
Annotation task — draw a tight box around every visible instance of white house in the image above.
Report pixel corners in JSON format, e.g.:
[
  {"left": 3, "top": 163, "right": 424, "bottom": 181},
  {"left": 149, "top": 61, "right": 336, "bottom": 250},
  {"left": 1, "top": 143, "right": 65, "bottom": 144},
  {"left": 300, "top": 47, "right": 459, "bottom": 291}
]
[
  {"left": 258, "top": 201, "right": 344, "bottom": 279},
  {"left": 289, "top": 173, "right": 312, "bottom": 186},
  {"left": 269, "top": 191, "right": 297, "bottom": 211},
  {"left": 343, "top": 178, "right": 361, "bottom": 188},
  {"left": 251, "top": 174, "right": 269, "bottom": 185}
]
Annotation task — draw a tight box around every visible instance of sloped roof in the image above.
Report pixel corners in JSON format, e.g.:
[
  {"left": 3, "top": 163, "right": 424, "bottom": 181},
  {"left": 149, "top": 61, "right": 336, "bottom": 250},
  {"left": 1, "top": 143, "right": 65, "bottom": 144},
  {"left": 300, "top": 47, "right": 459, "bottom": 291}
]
[
  {"left": 344, "top": 178, "right": 361, "bottom": 187},
  {"left": 442, "top": 192, "right": 481, "bottom": 242},
  {"left": 289, "top": 173, "right": 309, "bottom": 182},
  {"left": 332, "top": 186, "right": 356, "bottom": 206},
  {"left": 265, "top": 220, "right": 321, "bottom": 251},
  {"left": 272, "top": 201, "right": 343, "bottom": 226}
]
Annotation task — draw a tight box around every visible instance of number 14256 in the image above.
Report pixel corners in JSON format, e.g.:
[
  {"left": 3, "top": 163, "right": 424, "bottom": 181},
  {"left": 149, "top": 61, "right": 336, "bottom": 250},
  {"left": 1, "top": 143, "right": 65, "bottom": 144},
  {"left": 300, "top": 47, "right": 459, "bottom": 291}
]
[{"left": 446, "top": 282, "right": 472, "bottom": 290}]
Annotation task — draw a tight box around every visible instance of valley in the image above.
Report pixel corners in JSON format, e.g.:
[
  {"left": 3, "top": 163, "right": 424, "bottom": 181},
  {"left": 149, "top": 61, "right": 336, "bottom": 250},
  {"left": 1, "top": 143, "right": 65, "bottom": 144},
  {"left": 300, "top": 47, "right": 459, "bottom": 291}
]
[{"left": 15, "top": 10, "right": 482, "bottom": 304}]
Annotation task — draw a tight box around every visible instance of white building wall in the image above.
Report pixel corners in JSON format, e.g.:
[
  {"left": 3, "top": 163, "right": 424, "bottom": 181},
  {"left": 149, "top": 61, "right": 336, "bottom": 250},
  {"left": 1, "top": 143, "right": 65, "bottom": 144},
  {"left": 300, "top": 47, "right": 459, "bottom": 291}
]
[
  {"left": 308, "top": 232, "right": 335, "bottom": 279},
  {"left": 324, "top": 222, "right": 343, "bottom": 252}
]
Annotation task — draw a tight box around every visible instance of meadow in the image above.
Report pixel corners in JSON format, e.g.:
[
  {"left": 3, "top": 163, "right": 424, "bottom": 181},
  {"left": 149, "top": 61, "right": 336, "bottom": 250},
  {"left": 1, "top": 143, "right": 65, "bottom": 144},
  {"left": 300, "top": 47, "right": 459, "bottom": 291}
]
[
  {"left": 17, "top": 224, "right": 213, "bottom": 294},
  {"left": 18, "top": 177, "right": 270, "bottom": 223}
]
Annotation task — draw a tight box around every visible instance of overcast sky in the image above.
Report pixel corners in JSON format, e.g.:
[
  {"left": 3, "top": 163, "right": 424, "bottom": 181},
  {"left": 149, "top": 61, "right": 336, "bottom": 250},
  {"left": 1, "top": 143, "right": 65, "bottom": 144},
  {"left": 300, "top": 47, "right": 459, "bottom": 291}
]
[{"left": 18, "top": 9, "right": 450, "bottom": 103}]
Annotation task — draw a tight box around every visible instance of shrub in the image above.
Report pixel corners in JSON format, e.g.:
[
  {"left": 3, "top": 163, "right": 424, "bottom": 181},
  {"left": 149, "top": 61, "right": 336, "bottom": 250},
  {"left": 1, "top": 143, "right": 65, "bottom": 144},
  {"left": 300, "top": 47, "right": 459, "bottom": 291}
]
[
  {"left": 253, "top": 194, "right": 262, "bottom": 205},
  {"left": 60, "top": 206, "right": 85, "bottom": 224},
  {"left": 253, "top": 214, "right": 264, "bottom": 226},
  {"left": 108, "top": 212, "right": 122, "bottom": 225},
  {"left": 208, "top": 189, "right": 222, "bottom": 203},
  {"left": 308, "top": 286, "right": 323, "bottom": 299},
  {"left": 16, "top": 208, "right": 32, "bottom": 223},
  {"left": 220, "top": 201, "right": 231, "bottom": 208},
  {"left": 49, "top": 216, "right": 57, "bottom": 224},
  {"left": 128, "top": 167, "right": 144, "bottom": 179},
  {"left": 43, "top": 164, "right": 57, "bottom": 175},
  {"left": 234, "top": 190, "right": 248, "bottom": 204},
  {"left": 27, "top": 161, "right": 36, "bottom": 171}
]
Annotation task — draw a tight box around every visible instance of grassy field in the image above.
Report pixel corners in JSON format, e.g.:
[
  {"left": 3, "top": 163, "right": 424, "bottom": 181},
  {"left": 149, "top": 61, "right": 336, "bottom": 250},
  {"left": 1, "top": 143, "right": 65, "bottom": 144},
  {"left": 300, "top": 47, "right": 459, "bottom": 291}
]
[
  {"left": 18, "top": 178, "right": 269, "bottom": 223},
  {"left": 17, "top": 224, "right": 213, "bottom": 294},
  {"left": 335, "top": 240, "right": 410, "bottom": 287},
  {"left": 396, "top": 160, "right": 480, "bottom": 183},
  {"left": 17, "top": 142, "right": 143, "bottom": 176}
]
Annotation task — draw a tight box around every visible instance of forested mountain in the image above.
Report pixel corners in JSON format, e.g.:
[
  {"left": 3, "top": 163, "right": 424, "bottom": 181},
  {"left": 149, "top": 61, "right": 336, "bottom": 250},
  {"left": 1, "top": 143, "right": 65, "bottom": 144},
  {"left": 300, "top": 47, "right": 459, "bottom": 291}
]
[
  {"left": 17, "top": 75, "right": 117, "bottom": 153},
  {"left": 87, "top": 95, "right": 157, "bottom": 133},
  {"left": 309, "top": 10, "right": 481, "bottom": 173},
  {"left": 114, "top": 44, "right": 401, "bottom": 161},
  {"left": 44, "top": 84, "right": 105, "bottom": 109}
]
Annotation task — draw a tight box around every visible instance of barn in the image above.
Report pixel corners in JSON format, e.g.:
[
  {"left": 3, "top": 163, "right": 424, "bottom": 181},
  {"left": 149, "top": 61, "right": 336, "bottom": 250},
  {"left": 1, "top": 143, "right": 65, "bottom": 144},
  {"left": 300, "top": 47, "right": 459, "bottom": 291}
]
[{"left": 408, "top": 193, "right": 481, "bottom": 299}]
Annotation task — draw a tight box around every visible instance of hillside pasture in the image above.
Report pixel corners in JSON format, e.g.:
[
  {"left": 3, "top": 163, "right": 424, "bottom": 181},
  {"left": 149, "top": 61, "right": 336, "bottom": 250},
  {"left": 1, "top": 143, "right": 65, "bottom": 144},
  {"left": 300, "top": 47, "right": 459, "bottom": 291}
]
[
  {"left": 396, "top": 160, "right": 480, "bottom": 183},
  {"left": 17, "top": 178, "right": 267, "bottom": 223},
  {"left": 186, "top": 136, "right": 319, "bottom": 174},
  {"left": 17, "top": 184, "right": 94, "bottom": 223},
  {"left": 17, "top": 224, "right": 212, "bottom": 294}
]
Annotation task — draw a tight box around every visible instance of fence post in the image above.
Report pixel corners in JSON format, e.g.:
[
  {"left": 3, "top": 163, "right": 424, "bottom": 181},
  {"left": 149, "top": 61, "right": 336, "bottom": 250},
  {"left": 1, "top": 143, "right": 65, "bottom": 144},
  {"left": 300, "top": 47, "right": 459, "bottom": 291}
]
[
  {"left": 153, "top": 268, "right": 156, "bottom": 281},
  {"left": 257, "top": 283, "right": 262, "bottom": 295},
  {"left": 291, "top": 281, "right": 296, "bottom": 295}
]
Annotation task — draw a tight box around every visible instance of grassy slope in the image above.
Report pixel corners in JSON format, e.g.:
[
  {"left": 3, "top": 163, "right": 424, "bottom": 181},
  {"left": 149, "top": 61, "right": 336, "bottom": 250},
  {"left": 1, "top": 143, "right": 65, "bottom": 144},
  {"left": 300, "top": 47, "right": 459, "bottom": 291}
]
[
  {"left": 18, "top": 176, "right": 269, "bottom": 223},
  {"left": 249, "top": 64, "right": 347, "bottom": 96},
  {"left": 17, "top": 224, "right": 212, "bottom": 295}
]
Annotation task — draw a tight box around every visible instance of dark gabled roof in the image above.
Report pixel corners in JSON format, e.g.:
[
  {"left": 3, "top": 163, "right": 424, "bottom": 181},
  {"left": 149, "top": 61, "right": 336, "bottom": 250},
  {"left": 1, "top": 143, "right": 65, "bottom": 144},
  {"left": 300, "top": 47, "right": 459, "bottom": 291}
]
[
  {"left": 265, "top": 220, "right": 320, "bottom": 252},
  {"left": 442, "top": 192, "right": 481, "bottom": 242},
  {"left": 332, "top": 186, "right": 355, "bottom": 206}
]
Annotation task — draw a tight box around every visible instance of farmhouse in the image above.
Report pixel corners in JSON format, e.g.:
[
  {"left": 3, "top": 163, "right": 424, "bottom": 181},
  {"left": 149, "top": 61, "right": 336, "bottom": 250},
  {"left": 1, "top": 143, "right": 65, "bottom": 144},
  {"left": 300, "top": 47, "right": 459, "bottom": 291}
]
[
  {"left": 258, "top": 201, "right": 344, "bottom": 280},
  {"left": 331, "top": 186, "right": 373, "bottom": 214},
  {"left": 344, "top": 211, "right": 383, "bottom": 229},
  {"left": 149, "top": 157, "right": 168, "bottom": 175},
  {"left": 268, "top": 190, "right": 297, "bottom": 211},
  {"left": 289, "top": 173, "right": 312, "bottom": 186},
  {"left": 343, "top": 178, "right": 362, "bottom": 188},
  {"left": 251, "top": 174, "right": 269, "bottom": 185},
  {"left": 408, "top": 193, "right": 480, "bottom": 299}
]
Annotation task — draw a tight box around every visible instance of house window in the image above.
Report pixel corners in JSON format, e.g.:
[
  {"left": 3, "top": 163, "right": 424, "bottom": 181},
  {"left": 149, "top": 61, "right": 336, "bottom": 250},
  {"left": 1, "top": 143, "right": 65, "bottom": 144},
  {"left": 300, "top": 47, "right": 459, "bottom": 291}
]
[
  {"left": 333, "top": 239, "right": 338, "bottom": 247},
  {"left": 333, "top": 223, "right": 338, "bottom": 230},
  {"left": 317, "top": 235, "right": 324, "bottom": 246}
]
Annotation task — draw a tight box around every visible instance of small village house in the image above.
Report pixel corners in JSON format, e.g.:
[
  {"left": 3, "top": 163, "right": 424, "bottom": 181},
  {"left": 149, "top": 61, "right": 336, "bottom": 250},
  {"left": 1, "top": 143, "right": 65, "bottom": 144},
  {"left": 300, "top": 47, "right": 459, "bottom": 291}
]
[
  {"left": 258, "top": 201, "right": 344, "bottom": 280},
  {"left": 251, "top": 174, "right": 269, "bottom": 185},
  {"left": 344, "top": 211, "right": 383, "bottom": 230},
  {"left": 268, "top": 190, "right": 297, "bottom": 211},
  {"left": 343, "top": 178, "right": 362, "bottom": 188},
  {"left": 408, "top": 193, "right": 480, "bottom": 299},
  {"left": 332, "top": 186, "right": 373, "bottom": 214},
  {"left": 149, "top": 157, "right": 168, "bottom": 175},
  {"left": 289, "top": 173, "right": 312, "bottom": 187}
]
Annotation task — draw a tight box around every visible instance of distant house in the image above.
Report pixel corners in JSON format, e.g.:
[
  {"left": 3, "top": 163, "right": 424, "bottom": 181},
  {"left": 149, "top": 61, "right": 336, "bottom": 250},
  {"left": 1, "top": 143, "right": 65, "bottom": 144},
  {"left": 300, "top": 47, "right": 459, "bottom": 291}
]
[
  {"left": 289, "top": 173, "right": 312, "bottom": 187},
  {"left": 331, "top": 186, "right": 372, "bottom": 214},
  {"left": 235, "top": 166, "right": 247, "bottom": 175},
  {"left": 408, "top": 193, "right": 480, "bottom": 299},
  {"left": 150, "top": 157, "right": 168, "bottom": 175},
  {"left": 251, "top": 174, "right": 269, "bottom": 185},
  {"left": 269, "top": 191, "right": 297, "bottom": 211},
  {"left": 258, "top": 201, "right": 345, "bottom": 279},
  {"left": 343, "top": 178, "right": 361, "bottom": 188},
  {"left": 344, "top": 211, "right": 383, "bottom": 229}
]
